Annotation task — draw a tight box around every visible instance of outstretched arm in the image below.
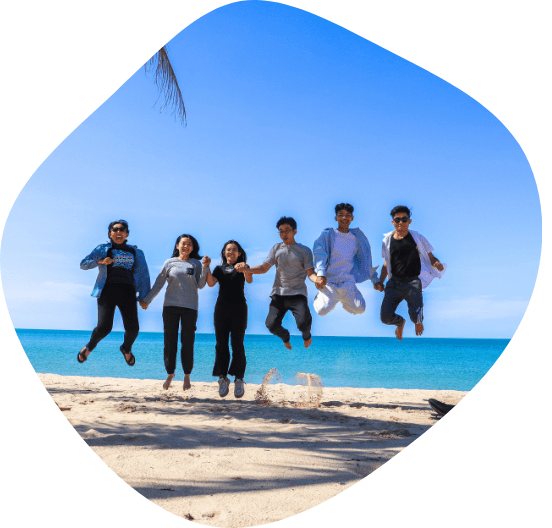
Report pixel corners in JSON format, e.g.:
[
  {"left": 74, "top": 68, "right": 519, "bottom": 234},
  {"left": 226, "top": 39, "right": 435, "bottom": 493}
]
[{"left": 235, "top": 262, "right": 272, "bottom": 275}]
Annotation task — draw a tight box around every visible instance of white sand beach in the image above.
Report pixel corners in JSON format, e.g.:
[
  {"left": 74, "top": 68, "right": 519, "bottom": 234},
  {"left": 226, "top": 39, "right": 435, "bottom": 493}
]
[{"left": 41, "top": 373, "right": 465, "bottom": 527}]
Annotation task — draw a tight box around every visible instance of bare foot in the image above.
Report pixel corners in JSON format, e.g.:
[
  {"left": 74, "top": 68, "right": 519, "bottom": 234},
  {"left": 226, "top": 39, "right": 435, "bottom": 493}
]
[
  {"left": 415, "top": 322, "right": 424, "bottom": 336},
  {"left": 163, "top": 373, "right": 175, "bottom": 390},
  {"left": 183, "top": 374, "right": 191, "bottom": 391},
  {"left": 284, "top": 341, "right": 292, "bottom": 350},
  {"left": 304, "top": 337, "right": 312, "bottom": 348},
  {"left": 395, "top": 320, "right": 406, "bottom": 341}
]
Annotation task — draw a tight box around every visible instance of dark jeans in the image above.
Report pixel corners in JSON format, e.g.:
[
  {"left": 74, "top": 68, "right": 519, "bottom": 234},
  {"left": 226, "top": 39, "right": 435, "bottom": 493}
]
[
  {"left": 212, "top": 301, "right": 247, "bottom": 379},
  {"left": 380, "top": 278, "right": 424, "bottom": 326},
  {"left": 162, "top": 306, "right": 198, "bottom": 375},
  {"left": 265, "top": 294, "right": 312, "bottom": 343},
  {"left": 87, "top": 283, "right": 139, "bottom": 352}
]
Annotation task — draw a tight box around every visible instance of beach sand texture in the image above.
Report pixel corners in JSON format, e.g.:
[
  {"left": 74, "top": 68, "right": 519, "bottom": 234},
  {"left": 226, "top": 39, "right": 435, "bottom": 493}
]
[{"left": 41, "top": 373, "right": 466, "bottom": 527}]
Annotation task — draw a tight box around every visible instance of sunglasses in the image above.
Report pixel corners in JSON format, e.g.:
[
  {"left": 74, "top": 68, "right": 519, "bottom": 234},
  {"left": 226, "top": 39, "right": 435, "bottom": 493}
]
[
  {"left": 393, "top": 216, "right": 410, "bottom": 223},
  {"left": 111, "top": 227, "right": 128, "bottom": 232}
]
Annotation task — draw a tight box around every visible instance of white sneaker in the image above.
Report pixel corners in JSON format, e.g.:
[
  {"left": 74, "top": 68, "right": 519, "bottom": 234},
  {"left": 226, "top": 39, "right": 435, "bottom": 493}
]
[
  {"left": 234, "top": 378, "right": 245, "bottom": 399},
  {"left": 218, "top": 377, "right": 230, "bottom": 398}
]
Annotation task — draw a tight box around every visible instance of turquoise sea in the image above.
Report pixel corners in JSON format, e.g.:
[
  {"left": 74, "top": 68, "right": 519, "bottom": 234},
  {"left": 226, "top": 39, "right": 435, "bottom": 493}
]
[{"left": 16, "top": 329, "right": 508, "bottom": 391}]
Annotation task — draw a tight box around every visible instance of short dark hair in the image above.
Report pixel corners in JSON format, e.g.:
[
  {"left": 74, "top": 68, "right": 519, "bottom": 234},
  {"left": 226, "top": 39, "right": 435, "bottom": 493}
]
[
  {"left": 276, "top": 216, "right": 297, "bottom": 230},
  {"left": 335, "top": 203, "right": 354, "bottom": 215},
  {"left": 390, "top": 205, "right": 411, "bottom": 218},
  {"left": 221, "top": 240, "right": 247, "bottom": 265},
  {"left": 108, "top": 219, "right": 129, "bottom": 232},
  {"left": 172, "top": 234, "right": 202, "bottom": 259}
]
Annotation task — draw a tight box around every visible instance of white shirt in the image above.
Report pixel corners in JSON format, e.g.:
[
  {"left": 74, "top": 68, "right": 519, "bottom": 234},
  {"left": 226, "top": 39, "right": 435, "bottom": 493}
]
[{"left": 326, "top": 229, "right": 359, "bottom": 284}]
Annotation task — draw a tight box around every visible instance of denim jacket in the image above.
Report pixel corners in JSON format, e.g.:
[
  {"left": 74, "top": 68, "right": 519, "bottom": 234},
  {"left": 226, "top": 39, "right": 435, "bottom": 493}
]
[
  {"left": 80, "top": 243, "right": 151, "bottom": 301},
  {"left": 382, "top": 230, "right": 446, "bottom": 289},
  {"left": 313, "top": 227, "right": 379, "bottom": 284}
]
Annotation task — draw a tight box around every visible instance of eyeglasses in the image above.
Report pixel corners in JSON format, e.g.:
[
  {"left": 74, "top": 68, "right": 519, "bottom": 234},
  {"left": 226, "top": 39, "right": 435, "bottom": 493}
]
[
  {"left": 393, "top": 216, "right": 410, "bottom": 223},
  {"left": 111, "top": 227, "right": 128, "bottom": 232},
  {"left": 279, "top": 228, "right": 294, "bottom": 234}
]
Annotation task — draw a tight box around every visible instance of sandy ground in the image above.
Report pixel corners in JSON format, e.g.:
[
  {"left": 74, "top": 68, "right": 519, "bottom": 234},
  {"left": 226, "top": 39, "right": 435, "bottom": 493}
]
[{"left": 40, "top": 373, "right": 466, "bottom": 527}]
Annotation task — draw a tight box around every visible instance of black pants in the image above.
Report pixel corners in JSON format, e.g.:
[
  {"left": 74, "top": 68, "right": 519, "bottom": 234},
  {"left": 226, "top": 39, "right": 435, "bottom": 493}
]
[
  {"left": 380, "top": 278, "right": 424, "bottom": 326},
  {"left": 212, "top": 301, "right": 247, "bottom": 379},
  {"left": 86, "top": 283, "right": 139, "bottom": 352},
  {"left": 162, "top": 306, "right": 198, "bottom": 375},
  {"left": 265, "top": 294, "right": 312, "bottom": 343}
]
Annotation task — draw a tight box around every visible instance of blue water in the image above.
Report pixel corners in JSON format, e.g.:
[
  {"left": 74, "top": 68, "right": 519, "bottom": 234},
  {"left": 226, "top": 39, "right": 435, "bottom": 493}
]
[{"left": 16, "top": 329, "right": 508, "bottom": 391}]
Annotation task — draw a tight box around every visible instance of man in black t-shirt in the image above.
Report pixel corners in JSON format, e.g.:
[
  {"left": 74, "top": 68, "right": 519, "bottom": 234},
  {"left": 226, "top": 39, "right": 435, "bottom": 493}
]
[{"left": 374, "top": 206, "right": 445, "bottom": 340}]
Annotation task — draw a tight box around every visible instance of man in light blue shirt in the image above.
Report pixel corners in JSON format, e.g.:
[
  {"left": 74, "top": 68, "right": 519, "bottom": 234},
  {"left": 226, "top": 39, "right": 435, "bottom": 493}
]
[{"left": 313, "top": 203, "right": 379, "bottom": 316}]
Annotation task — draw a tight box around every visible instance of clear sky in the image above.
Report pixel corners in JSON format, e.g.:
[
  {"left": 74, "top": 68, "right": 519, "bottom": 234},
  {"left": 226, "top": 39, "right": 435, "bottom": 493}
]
[{"left": 0, "top": 1, "right": 541, "bottom": 339}]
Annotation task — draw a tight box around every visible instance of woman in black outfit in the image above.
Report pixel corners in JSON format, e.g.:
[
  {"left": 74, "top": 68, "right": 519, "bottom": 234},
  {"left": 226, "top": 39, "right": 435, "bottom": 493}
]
[{"left": 206, "top": 240, "right": 252, "bottom": 398}]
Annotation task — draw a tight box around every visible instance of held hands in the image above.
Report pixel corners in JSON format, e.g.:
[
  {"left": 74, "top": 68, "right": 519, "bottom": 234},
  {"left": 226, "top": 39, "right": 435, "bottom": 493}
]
[
  {"left": 202, "top": 256, "right": 211, "bottom": 268},
  {"left": 374, "top": 281, "right": 384, "bottom": 292},
  {"left": 234, "top": 262, "right": 248, "bottom": 273},
  {"left": 433, "top": 261, "right": 445, "bottom": 272},
  {"left": 98, "top": 257, "right": 113, "bottom": 265},
  {"left": 314, "top": 276, "right": 327, "bottom": 290},
  {"left": 139, "top": 301, "right": 148, "bottom": 310}
]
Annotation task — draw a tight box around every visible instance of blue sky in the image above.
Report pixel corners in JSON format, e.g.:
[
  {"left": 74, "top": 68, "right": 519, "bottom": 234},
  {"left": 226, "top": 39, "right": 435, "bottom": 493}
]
[{"left": 0, "top": 1, "right": 541, "bottom": 339}]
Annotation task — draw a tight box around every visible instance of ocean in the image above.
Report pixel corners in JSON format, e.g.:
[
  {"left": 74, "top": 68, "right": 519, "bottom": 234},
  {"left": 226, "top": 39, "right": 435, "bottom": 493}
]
[{"left": 16, "top": 329, "right": 508, "bottom": 391}]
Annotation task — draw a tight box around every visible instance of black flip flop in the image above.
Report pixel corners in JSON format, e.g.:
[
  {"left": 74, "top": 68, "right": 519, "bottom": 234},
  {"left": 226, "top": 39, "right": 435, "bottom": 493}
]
[
  {"left": 428, "top": 398, "right": 454, "bottom": 416},
  {"left": 77, "top": 347, "right": 89, "bottom": 363},
  {"left": 120, "top": 346, "right": 135, "bottom": 366}
]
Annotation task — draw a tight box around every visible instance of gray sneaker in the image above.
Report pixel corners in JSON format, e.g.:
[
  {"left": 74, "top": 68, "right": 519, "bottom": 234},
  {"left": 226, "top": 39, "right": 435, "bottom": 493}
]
[
  {"left": 218, "top": 377, "right": 230, "bottom": 398},
  {"left": 234, "top": 378, "right": 245, "bottom": 399}
]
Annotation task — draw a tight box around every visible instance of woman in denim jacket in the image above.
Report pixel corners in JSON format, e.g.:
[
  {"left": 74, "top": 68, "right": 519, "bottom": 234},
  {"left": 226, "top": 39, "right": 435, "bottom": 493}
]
[{"left": 77, "top": 219, "right": 150, "bottom": 366}]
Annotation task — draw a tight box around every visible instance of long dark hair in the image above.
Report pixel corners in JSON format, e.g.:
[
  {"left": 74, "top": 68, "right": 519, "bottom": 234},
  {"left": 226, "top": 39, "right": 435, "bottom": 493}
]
[
  {"left": 220, "top": 240, "right": 247, "bottom": 265},
  {"left": 172, "top": 234, "right": 202, "bottom": 259}
]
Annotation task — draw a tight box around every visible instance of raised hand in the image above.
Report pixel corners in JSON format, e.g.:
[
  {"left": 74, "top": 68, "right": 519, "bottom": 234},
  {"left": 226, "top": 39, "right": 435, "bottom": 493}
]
[{"left": 202, "top": 255, "right": 211, "bottom": 268}]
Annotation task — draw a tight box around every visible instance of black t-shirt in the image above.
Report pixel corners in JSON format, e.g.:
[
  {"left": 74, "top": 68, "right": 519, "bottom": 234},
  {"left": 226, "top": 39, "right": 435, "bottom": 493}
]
[
  {"left": 389, "top": 232, "right": 421, "bottom": 280},
  {"left": 106, "top": 242, "right": 136, "bottom": 288},
  {"left": 212, "top": 264, "right": 246, "bottom": 304}
]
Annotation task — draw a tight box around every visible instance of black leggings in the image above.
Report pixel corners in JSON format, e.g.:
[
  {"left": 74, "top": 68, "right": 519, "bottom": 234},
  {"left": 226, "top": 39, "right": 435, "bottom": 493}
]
[
  {"left": 162, "top": 306, "right": 198, "bottom": 375},
  {"left": 265, "top": 294, "right": 312, "bottom": 343},
  {"left": 212, "top": 301, "right": 247, "bottom": 379},
  {"left": 86, "top": 283, "right": 139, "bottom": 352}
]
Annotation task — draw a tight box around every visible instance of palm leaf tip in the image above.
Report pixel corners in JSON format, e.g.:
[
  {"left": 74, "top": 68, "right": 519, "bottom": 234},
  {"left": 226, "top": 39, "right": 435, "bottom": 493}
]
[{"left": 145, "top": 46, "right": 186, "bottom": 126}]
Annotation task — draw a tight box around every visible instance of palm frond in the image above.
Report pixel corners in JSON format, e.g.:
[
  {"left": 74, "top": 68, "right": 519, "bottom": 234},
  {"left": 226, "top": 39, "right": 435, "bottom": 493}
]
[{"left": 145, "top": 46, "right": 186, "bottom": 126}]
